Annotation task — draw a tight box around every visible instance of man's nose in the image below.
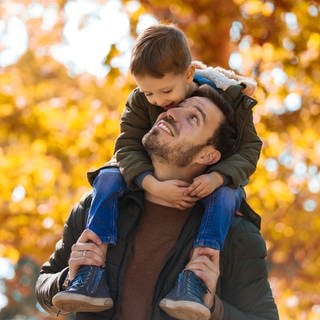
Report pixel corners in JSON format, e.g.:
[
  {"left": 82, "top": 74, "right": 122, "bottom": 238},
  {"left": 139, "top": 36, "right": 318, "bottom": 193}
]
[{"left": 165, "top": 108, "right": 178, "bottom": 121}]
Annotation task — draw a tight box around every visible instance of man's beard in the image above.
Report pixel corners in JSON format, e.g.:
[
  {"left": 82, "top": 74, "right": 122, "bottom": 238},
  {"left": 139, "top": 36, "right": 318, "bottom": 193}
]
[{"left": 142, "top": 128, "right": 205, "bottom": 167}]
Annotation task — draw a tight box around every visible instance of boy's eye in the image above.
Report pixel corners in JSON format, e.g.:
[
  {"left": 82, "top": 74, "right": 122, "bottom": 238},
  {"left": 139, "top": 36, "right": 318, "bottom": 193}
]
[
  {"left": 144, "top": 93, "right": 153, "bottom": 97},
  {"left": 162, "top": 89, "right": 172, "bottom": 94}
]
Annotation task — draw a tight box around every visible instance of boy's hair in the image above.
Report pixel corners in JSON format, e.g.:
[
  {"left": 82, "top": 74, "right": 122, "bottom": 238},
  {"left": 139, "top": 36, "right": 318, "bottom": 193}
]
[
  {"left": 130, "top": 24, "right": 192, "bottom": 78},
  {"left": 191, "top": 84, "right": 237, "bottom": 160}
]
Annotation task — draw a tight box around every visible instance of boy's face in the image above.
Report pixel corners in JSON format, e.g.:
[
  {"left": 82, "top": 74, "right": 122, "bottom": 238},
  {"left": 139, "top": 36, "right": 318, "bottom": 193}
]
[{"left": 134, "top": 67, "right": 195, "bottom": 110}]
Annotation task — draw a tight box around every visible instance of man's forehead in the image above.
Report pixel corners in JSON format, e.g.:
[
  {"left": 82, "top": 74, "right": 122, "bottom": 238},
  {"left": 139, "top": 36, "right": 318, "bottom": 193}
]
[
  {"left": 190, "top": 96, "right": 225, "bottom": 122},
  {"left": 184, "top": 96, "right": 205, "bottom": 104},
  {"left": 183, "top": 96, "right": 217, "bottom": 113}
]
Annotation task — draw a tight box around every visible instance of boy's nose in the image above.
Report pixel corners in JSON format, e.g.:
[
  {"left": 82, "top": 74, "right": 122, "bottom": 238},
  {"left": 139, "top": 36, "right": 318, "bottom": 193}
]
[{"left": 152, "top": 97, "right": 166, "bottom": 107}]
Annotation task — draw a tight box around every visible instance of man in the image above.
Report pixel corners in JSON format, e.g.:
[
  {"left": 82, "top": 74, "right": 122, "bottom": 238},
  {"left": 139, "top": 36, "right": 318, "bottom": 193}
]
[{"left": 35, "top": 85, "right": 279, "bottom": 320}]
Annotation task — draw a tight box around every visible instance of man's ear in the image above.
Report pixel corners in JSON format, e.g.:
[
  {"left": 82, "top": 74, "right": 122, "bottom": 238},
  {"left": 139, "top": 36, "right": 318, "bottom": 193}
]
[
  {"left": 196, "top": 146, "right": 221, "bottom": 165},
  {"left": 185, "top": 64, "right": 196, "bottom": 83}
]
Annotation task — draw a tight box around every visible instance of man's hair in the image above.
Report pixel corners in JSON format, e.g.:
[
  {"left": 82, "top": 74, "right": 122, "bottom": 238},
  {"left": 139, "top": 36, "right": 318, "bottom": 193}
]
[
  {"left": 191, "top": 85, "right": 237, "bottom": 160},
  {"left": 130, "top": 24, "right": 192, "bottom": 78}
]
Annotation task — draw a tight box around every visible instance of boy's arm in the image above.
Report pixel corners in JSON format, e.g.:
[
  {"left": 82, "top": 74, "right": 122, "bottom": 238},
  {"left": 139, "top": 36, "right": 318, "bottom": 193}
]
[
  {"left": 209, "top": 106, "right": 262, "bottom": 187},
  {"left": 205, "top": 80, "right": 262, "bottom": 187},
  {"left": 194, "top": 67, "right": 261, "bottom": 188},
  {"left": 114, "top": 88, "right": 160, "bottom": 190}
]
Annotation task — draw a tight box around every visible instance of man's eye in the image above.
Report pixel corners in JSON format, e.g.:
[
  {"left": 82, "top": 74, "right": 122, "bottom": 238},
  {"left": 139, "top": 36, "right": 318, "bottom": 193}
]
[{"left": 190, "top": 115, "right": 198, "bottom": 124}]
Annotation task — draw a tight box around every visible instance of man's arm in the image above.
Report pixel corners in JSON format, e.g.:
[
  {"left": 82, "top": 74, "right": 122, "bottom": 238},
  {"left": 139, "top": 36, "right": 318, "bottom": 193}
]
[
  {"left": 35, "top": 194, "right": 90, "bottom": 315},
  {"left": 186, "top": 217, "right": 278, "bottom": 320},
  {"left": 218, "top": 218, "right": 279, "bottom": 320}
]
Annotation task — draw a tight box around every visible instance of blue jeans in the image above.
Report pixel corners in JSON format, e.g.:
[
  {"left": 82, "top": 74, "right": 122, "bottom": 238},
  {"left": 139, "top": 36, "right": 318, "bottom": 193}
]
[
  {"left": 86, "top": 167, "right": 127, "bottom": 245},
  {"left": 194, "top": 186, "right": 243, "bottom": 250},
  {"left": 87, "top": 168, "right": 243, "bottom": 250}
]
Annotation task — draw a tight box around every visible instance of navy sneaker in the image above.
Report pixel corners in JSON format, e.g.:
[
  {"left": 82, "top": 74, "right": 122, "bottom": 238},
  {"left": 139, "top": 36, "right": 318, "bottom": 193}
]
[
  {"left": 159, "top": 270, "right": 210, "bottom": 320},
  {"left": 52, "top": 266, "right": 113, "bottom": 313}
]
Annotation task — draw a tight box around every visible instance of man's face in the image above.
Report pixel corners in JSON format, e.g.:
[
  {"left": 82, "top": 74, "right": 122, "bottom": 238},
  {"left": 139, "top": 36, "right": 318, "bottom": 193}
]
[
  {"left": 142, "top": 96, "right": 224, "bottom": 167},
  {"left": 134, "top": 70, "right": 193, "bottom": 110}
]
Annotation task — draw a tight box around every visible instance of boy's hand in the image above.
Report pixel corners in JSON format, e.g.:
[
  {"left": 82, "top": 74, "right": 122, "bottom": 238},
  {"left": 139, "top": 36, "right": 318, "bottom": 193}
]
[
  {"left": 185, "top": 172, "right": 224, "bottom": 198},
  {"left": 156, "top": 179, "right": 200, "bottom": 209},
  {"left": 196, "top": 66, "right": 257, "bottom": 96},
  {"left": 142, "top": 175, "right": 199, "bottom": 209},
  {"left": 192, "top": 60, "right": 207, "bottom": 69},
  {"left": 214, "top": 66, "right": 257, "bottom": 96}
]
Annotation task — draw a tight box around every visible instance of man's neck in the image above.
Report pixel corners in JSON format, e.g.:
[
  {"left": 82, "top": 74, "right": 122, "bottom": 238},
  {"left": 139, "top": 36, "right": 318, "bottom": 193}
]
[{"left": 155, "top": 156, "right": 204, "bottom": 180}]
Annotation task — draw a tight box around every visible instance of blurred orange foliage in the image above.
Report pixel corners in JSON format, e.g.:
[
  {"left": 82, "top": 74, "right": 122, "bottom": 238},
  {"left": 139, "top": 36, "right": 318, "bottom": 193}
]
[{"left": 1, "top": 0, "right": 320, "bottom": 319}]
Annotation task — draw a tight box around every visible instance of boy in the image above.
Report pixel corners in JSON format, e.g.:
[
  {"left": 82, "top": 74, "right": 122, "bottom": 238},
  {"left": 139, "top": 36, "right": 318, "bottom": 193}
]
[{"left": 52, "top": 24, "right": 262, "bottom": 320}]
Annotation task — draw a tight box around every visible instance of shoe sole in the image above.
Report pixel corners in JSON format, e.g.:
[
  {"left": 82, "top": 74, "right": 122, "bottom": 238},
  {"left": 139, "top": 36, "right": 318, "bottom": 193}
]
[
  {"left": 159, "top": 299, "right": 210, "bottom": 320},
  {"left": 52, "top": 292, "right": 113, "bottom": 313}
]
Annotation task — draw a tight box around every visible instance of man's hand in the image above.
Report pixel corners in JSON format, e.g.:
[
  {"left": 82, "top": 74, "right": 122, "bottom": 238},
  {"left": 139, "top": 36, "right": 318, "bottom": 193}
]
[
  {"left": 185, "top": 247, "right": 220, "bottom": 309},
  {"left": 185, "top": 172, "right": 224, "bottom": 198},
  {"left": 68, "top": 229, "right": 105, "bottom": 280}
]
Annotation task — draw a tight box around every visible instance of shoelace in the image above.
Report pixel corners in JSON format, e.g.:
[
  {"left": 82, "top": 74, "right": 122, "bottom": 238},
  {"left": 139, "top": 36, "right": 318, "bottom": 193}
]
[{"left": 177, "top": 270, "right": 210, "bottom": 300}]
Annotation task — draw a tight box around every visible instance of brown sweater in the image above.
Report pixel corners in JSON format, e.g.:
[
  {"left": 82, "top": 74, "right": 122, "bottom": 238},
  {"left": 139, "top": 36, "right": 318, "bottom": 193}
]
[
  {"left": 115, "top": 201, "right": 190, "bottom": 320},
  {"left": 114, "top": 200, "right": 224, "bottom": 320}
]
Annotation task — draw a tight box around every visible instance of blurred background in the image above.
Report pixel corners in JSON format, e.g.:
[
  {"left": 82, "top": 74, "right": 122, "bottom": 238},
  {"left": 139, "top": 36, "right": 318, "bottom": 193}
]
[{"left": 0, "top": 0, "right": 319, "bottom": 319}]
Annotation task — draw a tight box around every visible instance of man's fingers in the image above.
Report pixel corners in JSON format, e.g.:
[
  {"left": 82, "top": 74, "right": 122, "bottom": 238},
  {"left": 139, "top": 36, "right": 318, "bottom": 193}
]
[
  {"left": 186, "top": 255, "right": 219, "bottom": 277},
  {"left": 77, "top": 229, "right": 102, "bottom": 245},
  {"left": 197, "top": 247, "right": 220, "bottom": 259},
  {"left": 71, "top": 242, "right": 104, "bottom": 257},
  {"left": 69, "top": 253, "right": 104, "bottom": 267},
  {"left": 68, "top": 257, "right": 104, "bottom": 280},
  {"left": 186, "top": 255, "right": 213, "bottom": 270},
  {"left": 186, "top": 255, "right": 220, "bottom": 294},
  {"left": 70, "top": 249, "right": 105, "bottom": 265}
]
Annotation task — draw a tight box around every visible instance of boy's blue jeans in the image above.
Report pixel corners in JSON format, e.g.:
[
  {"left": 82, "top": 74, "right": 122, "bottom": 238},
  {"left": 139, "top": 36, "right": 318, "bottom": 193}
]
[
  {"left": 194, "top": 186, "right": 243, "bottom": 249},
  {"left": 86, "top": 167, "right": 243, "bottom": 250},
  {"left": 86, "top": 167, "right": 127, "bottom": 245}
]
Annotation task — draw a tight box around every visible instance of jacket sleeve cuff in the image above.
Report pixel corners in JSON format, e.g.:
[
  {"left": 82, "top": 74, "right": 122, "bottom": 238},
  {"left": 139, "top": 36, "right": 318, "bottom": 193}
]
[
  {"left": 135, "top": 171, "right": 153, "bottom": 189},
  {"left": 210, "top": 295, "right": 224, "bottom": 320},
  {"left": 222, "top": 175, "right": 232, "bottom": 186},
  {"left": 37, "top": 267, "right": 70, "bottom": 317}
]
